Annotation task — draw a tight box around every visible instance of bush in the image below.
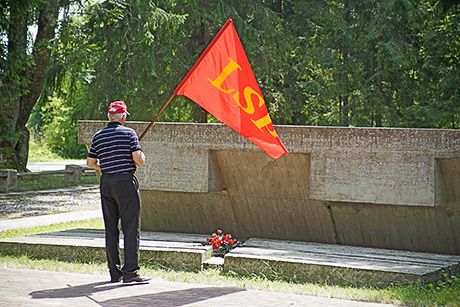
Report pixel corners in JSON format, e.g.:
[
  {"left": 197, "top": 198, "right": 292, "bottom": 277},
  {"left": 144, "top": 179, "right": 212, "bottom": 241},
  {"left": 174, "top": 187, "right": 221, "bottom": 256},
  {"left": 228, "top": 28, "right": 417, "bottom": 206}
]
[{"left": 40, "top": 97, "right": 87, "bottom": 159}]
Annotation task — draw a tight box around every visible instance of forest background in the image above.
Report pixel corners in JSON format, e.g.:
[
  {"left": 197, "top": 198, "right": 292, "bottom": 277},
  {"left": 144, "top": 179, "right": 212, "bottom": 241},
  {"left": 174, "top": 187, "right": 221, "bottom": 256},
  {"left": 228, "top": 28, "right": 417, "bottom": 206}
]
[{"left": 1, "top": 0, "right": 459, "bottom": 171}]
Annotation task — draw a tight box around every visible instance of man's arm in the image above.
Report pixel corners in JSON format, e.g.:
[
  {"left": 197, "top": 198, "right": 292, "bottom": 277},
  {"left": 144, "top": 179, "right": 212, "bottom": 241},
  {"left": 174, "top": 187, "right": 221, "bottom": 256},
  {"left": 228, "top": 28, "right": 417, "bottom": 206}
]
[
  {"left": 132, "top": 150, "right": 145, "bottom": 166},
  {"left": 87, "top": 157, "right": 100, "bottom": 170}
]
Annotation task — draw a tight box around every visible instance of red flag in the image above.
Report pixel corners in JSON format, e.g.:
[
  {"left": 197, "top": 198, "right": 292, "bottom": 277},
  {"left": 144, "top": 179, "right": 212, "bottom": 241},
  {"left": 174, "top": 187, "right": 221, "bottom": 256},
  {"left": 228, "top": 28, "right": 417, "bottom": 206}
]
[{"left": 174, "top": 18, "right": 288, "bottom": 159}]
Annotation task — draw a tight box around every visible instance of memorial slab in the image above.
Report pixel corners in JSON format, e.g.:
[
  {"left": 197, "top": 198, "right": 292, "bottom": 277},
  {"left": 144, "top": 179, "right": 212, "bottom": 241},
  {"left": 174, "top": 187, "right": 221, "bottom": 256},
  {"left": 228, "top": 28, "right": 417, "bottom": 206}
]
[
  {"left": 298, "top": 127, "right": 460, "bottom": 206},
  {"left": 224, "top": 238, "right": 460, "bottom": 287},
  {"left": 79, "top": 121, "right": 460, "bottom": 206},
  {"left": 78, "top": 121, "right": 460, "bottom": 255}
]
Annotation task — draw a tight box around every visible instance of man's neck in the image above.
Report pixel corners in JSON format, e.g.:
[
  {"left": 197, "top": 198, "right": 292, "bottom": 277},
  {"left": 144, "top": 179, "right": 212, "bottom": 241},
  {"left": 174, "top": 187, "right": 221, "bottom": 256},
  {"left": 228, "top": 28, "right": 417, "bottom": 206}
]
[{"left": 110, "top": 119, "right": 124, "bottom": 125}]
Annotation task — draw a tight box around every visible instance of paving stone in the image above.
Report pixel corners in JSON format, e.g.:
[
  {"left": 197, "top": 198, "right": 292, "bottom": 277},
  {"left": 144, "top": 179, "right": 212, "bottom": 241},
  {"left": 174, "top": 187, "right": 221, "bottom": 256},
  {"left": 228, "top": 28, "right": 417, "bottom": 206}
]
[{"left": 1, "top": 267, "right": 398, "bottom": 306}]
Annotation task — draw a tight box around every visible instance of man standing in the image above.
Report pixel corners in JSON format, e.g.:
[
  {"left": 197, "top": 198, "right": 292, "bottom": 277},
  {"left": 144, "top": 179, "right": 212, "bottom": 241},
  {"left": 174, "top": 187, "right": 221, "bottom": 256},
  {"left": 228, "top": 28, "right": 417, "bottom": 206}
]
[{"left": 87, "top": 101, "right": 150, "bottom": 284}]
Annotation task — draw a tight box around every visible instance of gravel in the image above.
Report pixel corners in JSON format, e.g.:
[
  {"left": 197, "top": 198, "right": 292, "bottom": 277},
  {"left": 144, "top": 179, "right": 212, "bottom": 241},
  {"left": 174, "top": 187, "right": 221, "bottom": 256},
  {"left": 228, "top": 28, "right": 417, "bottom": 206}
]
[{"left": 0, "top": 185, "right": 101, "bottom": 220}]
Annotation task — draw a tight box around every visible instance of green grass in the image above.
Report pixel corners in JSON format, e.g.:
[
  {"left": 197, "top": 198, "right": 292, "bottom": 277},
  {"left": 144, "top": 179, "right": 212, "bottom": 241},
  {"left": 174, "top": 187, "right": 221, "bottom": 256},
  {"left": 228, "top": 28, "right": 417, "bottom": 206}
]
[
  {"left": 0, "top": 174, "right": 99, "bottom": 193},
  {"left": 0, "top": 218, "right": 104, "bottom": 239},
  {"left": 28, "top": 141, "right": 84, "bottom": 162},
  {"left": 28, "top": 141, "right": 64, "bottom": 162},
  {"left": 0, "top": 219, "right": 459, "bottom": 307}
]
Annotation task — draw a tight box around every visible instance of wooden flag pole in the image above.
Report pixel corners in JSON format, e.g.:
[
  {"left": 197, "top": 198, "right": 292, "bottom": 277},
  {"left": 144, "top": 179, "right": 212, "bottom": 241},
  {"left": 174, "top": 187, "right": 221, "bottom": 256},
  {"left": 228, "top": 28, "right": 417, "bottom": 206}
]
[{"left": 139, "top": 93, "right": 176, "bottom": 141}]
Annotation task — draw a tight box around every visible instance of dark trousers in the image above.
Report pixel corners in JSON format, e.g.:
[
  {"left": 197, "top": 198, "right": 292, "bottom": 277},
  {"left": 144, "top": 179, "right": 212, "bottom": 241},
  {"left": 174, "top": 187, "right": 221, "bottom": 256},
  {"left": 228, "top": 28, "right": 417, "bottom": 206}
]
[{"left": 100, "top": 173, "right": 141, "bottom": 280}]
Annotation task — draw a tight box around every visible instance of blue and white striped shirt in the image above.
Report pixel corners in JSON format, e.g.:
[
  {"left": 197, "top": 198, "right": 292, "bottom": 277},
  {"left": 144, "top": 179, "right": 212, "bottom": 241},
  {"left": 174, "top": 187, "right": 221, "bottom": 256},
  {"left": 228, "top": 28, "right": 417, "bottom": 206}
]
[{"left": 88, "top": 122, "right": 142, "bottom": 174}]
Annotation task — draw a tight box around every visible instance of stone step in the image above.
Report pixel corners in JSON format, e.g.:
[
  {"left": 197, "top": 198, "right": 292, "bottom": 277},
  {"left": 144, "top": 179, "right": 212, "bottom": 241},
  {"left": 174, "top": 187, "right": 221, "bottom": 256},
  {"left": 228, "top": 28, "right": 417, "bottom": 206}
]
[
  {"left": 2, "top": 230, "right": 459, "bottom": 287},
  {"left": 223, "top": 238, "right": 460, "bottom": 287},
  {"left": 0, "top": 229, "right": 212, "bottom": 271}
]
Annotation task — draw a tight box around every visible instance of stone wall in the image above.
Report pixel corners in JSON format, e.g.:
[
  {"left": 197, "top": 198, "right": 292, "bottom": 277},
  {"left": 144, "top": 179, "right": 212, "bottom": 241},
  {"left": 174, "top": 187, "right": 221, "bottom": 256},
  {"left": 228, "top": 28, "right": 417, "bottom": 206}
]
[{"left": 78, "top": 121, "right": 460, "bottom": 255}]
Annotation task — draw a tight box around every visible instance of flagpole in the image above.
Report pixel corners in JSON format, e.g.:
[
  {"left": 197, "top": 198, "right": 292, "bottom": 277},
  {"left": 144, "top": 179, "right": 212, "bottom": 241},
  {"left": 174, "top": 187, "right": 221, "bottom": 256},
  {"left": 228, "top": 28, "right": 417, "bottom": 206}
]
[{"left": 139, "top": 93, "right": 176, "bottom": 141}]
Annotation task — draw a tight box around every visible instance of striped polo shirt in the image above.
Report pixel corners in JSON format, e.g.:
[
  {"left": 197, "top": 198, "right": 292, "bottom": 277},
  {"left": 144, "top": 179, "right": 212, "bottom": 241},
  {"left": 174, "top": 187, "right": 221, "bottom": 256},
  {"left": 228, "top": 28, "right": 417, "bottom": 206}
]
[{"left": 88, "top": 122, "right": 142, "bottom": 174}]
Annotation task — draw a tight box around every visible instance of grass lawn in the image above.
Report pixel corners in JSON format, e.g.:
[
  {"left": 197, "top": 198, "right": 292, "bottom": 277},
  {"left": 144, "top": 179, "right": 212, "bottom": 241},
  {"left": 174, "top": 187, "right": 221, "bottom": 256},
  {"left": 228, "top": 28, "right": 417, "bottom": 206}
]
[
  {"left": 28, "top": 141, "right": 83, "bottom": 163},
  {"left": 0, "top": 174, "right": 99, "bottom": 193}
]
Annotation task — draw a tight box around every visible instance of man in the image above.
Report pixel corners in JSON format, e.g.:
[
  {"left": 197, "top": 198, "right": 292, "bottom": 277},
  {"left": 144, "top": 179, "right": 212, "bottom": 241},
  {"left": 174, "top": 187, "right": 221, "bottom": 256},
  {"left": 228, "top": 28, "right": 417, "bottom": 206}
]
[{"left": 87, "top": 101, "right": 150, "bottom": 284}]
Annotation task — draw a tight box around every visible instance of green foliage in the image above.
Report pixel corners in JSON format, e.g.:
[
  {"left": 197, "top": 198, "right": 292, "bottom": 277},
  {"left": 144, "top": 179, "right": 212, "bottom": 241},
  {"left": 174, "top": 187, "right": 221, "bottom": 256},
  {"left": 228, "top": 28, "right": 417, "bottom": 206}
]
[
  {"left": 409, "top": 2, "right": 460, "bottom": 129},
  {"left": 39, "top": 97, "right": 87, "bottom": 159},
  {"left": 21, "top": 0, "right": 460, "bottom": 160},
  {"left": 28, "top": 139, "right": 62, "bottom": 162}
]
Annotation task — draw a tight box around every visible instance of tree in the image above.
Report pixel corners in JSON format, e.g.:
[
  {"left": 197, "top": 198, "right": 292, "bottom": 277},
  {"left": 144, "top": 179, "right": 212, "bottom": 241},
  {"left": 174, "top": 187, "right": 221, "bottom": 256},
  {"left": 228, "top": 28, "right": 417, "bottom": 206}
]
[
  {"left": 283, "top": 0, "right": 359, "bottom": 126},
  {"left": 15, "top": 0, "right": 460, "bottom": 166},
  {"left": 0, "top": 0, "right": 60, "bottom": 171},
  {"left": 283, "top": 0, "right": 435, "bottom": 128},
  {"left": 401, "top": 0, "right": 460, "bottom": 128},
  {"left": 37, "top": 0, "right": 298, "bottom": 130}
]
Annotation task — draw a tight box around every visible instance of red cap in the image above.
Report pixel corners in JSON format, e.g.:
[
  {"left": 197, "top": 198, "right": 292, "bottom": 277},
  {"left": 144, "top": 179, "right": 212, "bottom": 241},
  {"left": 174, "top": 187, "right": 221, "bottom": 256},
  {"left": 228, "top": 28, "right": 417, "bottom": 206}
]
[{"left": 108, "top": 101, "right": 130, "bottom": 115}]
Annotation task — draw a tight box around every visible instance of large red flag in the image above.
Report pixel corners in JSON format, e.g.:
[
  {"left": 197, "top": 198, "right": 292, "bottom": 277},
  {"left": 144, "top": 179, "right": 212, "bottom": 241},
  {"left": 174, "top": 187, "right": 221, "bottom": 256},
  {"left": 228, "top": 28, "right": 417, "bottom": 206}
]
[{"left": 174, "top": 18, "right": 288, "bottom": 159}]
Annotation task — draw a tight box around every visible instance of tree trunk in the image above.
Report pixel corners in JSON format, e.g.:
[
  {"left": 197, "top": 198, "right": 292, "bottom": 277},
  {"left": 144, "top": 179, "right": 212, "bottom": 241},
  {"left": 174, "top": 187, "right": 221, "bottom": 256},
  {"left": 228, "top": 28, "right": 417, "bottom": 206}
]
[
  {"left": 271, "top": 0, "right": 283, "bottom": 15},
  {"left": 375, "top": 70, "right": 383, "bottom": 127},
  {"left": 0, "top": 0, "right": 59, "bottom": 171},
  {"left": 4, "top": 2, "right": 28, "bottom": 131}
]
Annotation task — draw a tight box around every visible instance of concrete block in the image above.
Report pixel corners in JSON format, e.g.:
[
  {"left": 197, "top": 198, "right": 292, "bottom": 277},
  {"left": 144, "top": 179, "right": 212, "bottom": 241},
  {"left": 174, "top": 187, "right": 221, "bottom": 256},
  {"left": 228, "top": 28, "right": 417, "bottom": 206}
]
[
  {"left": 0, "top": 169, "right": 17, "bottom": 190},
  {"left": 0, "top": 229, "right": 212, "bottom": 271},
  {"left": 223, "top": 238, "right": 460, "bottom": 287},
  {"left": 203, "top": 256, "right": 225, "bottom": 270},
  {"left": 65, "top": 165, "right": 82, "bottom": 183}
]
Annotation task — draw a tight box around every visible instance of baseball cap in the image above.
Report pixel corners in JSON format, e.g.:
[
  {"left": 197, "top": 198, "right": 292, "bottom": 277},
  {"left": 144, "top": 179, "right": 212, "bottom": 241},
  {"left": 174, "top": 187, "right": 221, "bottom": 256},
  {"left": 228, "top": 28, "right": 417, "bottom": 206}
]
[{"left": 108, "top": 101, "right": 130, "bottom": 115}]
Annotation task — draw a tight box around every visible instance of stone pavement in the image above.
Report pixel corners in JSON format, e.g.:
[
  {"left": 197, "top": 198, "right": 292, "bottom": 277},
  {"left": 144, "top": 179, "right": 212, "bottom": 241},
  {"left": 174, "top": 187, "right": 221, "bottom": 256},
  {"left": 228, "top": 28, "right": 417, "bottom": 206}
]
[
  {"left": 1, "top": 267, "right": 397, "bottom": 307},
  {"left": 0, "top": 186, "right": 100, "bottom": 231},
  {"left": 0, "top": 185, "right": 100, "bottom": 224}
]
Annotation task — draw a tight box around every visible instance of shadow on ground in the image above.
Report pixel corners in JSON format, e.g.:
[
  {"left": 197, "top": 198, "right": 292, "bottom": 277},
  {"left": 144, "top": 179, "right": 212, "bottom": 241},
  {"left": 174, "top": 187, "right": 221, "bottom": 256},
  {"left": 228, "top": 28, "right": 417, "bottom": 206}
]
[{"left": 30, "top": 281, "right": 246, "bottom": 306}]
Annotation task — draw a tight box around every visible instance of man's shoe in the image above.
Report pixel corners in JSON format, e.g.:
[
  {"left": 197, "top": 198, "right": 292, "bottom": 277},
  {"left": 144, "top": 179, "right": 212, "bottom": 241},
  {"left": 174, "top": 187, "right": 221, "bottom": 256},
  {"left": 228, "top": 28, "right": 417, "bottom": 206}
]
[
  {"left": 123, "top": 276, "right": 151, "bottom": 284},
  {"left": 110, "top": 276, "right": 122, "bottom": 283}
]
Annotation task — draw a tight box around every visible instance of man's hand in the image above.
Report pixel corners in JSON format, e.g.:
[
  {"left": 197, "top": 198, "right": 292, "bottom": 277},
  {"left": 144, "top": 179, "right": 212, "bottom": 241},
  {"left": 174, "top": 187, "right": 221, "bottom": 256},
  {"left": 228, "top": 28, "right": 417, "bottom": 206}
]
[{"left": 87, "top": 157, "right": 101, "bottom": 170}]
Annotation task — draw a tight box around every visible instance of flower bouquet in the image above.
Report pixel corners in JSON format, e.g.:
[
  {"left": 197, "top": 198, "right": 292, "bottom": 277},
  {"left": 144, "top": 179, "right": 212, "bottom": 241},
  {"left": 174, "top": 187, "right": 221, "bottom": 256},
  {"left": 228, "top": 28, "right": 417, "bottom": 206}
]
[{"left": 207, "top": 229, "right": 241, "bottom": 257}]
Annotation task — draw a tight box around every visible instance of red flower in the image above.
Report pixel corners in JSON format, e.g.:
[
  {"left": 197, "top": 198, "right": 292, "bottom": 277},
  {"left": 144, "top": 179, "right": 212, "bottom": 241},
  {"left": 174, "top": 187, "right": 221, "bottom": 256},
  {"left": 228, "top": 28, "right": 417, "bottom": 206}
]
[{"left": 207, "top": 229, "right": 240, "bottom": 257}]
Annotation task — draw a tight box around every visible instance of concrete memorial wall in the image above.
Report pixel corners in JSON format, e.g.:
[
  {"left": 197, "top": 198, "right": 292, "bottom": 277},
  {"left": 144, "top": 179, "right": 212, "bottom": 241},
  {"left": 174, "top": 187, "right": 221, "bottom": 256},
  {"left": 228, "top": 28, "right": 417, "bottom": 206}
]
[{"left": 79, "top": 121, "right": 460, "bottom": 255}]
